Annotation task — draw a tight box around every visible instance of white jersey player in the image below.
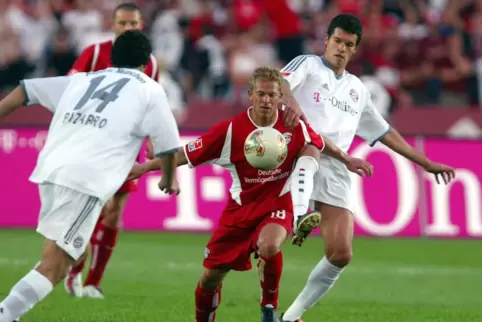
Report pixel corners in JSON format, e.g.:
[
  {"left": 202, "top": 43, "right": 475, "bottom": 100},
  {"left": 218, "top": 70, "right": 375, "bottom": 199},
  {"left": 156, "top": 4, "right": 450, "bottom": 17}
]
[
  {"left": 278, "top": 14, "right": 456, "bottom": 322},
  {"left": 0, "top": 30, "right": 181, "bottom": 322}
]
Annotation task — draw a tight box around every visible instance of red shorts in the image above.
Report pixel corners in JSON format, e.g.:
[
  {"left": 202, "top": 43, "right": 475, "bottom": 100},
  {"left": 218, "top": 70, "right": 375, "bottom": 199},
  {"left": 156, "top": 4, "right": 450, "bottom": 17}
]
[
  {"left": 203, "top": 195, "right": 293, "bottom": 271},
  {"left": 117, "top": 179, "right": 137, "bottom": 193}
]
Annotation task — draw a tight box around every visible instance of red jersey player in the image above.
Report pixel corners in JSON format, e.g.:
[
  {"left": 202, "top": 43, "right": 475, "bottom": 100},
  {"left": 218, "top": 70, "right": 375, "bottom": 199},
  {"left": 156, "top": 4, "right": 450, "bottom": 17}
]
[
  {"left": 129, "top": 67, "right": 370, "bottom": 321},
  {"left": 64, "top": 2, "right": 159, "bottom": 299}
]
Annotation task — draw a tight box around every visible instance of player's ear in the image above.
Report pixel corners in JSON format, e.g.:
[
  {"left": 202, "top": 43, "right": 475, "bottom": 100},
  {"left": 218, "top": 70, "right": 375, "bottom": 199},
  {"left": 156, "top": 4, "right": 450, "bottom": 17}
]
[
  {"left": 247, "top": 89, "right": 253, "bottom": 102},
  {"left": 324, "top": 35, "right": 329, "bottom": 47}
]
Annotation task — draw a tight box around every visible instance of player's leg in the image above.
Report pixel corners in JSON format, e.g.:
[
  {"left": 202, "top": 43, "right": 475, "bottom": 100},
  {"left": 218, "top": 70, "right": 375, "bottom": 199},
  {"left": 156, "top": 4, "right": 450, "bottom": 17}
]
[
  {"left": 290, "top": 144, "right": 321, "bottom": 243},
  {"left": 256, "top": 221, "right": 288, "bottom": 322},
  {"left": 197, "top": 219, "right": 253, "bottom": 321},
  {"left": 195, "top": 268, "right": 229, "bottom": 322},
  {"left": 83, "top": 185, "right": 131, "bottom": 297},
  {"left": 64, "top": 247, "right": 89, "bottom": 297},
  {"left": 0, "top": 184, "right": 102, "bottom": 321},
  {"left": 281, "top": 202, "right": 353, "bottom": 322}
]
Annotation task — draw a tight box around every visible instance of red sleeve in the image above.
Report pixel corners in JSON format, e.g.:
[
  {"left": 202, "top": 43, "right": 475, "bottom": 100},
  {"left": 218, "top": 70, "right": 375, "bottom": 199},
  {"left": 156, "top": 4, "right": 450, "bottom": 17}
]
[
  {"left": 184, "top": 120, "right": 231, "bottom": 167},
  {"left": 299, "top": 121, "right": 325, "bottom": 151},
  {"left": 68, "top": 45, "right": 95, "bottom": 75},
  {"left": 146, "top": 55, "right": 160, "bottom": 82}
]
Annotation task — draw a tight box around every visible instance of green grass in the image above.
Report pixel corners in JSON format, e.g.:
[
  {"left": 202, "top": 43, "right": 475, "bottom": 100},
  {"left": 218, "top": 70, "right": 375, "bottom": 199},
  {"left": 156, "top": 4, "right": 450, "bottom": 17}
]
[{"left": 0, "top": 229, "right": 481, "bottom": 321}]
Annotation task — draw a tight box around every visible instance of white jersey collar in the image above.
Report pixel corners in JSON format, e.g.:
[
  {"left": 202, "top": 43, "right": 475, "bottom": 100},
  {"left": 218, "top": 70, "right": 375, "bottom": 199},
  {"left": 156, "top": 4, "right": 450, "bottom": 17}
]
[{"left": 321, "top": 56, "right": 347, "bottom": 80}]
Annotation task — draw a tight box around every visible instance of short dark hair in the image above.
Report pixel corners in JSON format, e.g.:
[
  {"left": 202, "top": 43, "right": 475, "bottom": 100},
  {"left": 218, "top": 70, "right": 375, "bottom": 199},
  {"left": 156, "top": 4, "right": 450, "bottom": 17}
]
[
  {"left": 327, "top": 14, "right": 363, "bottom": 45},
  {"left": 113, "top": 2, "right": 140, "bottom": 17},
  {"left": 111, "top": 30, "right": 152, "bottom": 68}
]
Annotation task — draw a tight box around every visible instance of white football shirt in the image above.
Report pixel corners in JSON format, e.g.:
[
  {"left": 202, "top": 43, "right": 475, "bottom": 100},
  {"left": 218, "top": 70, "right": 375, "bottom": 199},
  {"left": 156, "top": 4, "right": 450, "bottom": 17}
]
[
  {"left": 281, "top": 55, "right": 390, "bottom": 152},
  {"left": 22, "top": 67, "right": 181, "bottom": 201}
]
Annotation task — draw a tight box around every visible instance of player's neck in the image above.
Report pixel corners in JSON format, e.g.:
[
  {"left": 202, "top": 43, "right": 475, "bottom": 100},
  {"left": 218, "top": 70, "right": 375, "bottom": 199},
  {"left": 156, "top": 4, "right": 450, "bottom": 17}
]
[
  {"left": 248, "top": 108, "right": 277, "bottom": 127},
  {"left": 321, "top": 56, "right": 345, "bottom": 77}
]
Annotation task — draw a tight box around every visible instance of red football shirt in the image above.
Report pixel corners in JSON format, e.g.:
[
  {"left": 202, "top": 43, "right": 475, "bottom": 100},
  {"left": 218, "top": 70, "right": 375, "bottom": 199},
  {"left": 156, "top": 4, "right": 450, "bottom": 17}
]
[
  {"left": 68, "top": 40, "right": 159, "bottom": 81},
  {"left": 184, "top": 108, "right": 324, "bottom": 209}
]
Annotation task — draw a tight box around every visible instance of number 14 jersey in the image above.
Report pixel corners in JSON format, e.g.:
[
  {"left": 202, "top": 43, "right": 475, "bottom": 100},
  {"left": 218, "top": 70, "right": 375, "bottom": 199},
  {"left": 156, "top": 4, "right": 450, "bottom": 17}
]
[{"left": 22, "top": 68, "right": 181, "bottom": 202}]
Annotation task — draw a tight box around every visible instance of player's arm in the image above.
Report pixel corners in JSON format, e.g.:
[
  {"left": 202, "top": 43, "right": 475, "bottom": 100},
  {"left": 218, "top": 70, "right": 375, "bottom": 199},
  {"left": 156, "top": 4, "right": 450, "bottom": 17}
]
[
  {"left": 280, "top": 55, "right": 314, "bottom": 127},
  {"left": 128, "top": 120, "right": 230, "bottom": 180},
  {"left": 0, "top": 77, "right": 71, "bottom": 120},
  {"left": 357, "top": 92, "right": 455, "bottom": 183},
  {"left": 298, "top": 120, "right": 374, "bottom": 177},
  {"left": 68, "top": 45, "right": 95, "bottom": 75}
]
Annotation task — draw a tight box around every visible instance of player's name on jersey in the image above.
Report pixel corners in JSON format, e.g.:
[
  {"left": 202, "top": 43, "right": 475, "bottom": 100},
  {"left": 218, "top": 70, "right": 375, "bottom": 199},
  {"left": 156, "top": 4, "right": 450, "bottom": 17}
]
[
  {"left": 87, "top": 68, "right": 146, "bottom": 83},
  {"left": 63, "top": 112, "right": 108, "bottom": 128}
]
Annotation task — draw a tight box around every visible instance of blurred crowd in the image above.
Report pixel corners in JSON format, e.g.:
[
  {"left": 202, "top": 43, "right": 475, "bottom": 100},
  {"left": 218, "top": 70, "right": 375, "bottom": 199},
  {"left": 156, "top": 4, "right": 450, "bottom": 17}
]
[{"left": 1, "top": 0, "right": 482, "bottom": 117}]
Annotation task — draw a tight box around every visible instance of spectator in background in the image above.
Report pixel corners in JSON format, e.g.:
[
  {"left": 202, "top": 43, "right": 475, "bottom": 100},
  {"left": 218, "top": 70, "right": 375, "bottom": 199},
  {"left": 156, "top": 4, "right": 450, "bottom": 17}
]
[
  {"left": 44, "top": 26, "right": 77, "bottom": 76},
  {"left": 195, "top": 25, "right": 229, "bottom": 98},
  {"left": 11, "top": 0, "right": 58, "bottom": 76},
  {"left": 422, "top": 4, "right": 472, "bottom": 104},
  {"left": 150, "top": 0, "right": 184, "bottom": 73},
  {"left": 157, "top": 58, "right": 187, "bottom": 122},
  {"left": 62, "top": 0, "right": 102, "bottom": 54},
  {"left": 262, "top": 0, "right": 305, "bottom": 65},
  {"left": 0, "top": 1, "right": 34, "bottom": 91},
  {"left": 77, "top": 8, "right": 115, "bottom": 49}
]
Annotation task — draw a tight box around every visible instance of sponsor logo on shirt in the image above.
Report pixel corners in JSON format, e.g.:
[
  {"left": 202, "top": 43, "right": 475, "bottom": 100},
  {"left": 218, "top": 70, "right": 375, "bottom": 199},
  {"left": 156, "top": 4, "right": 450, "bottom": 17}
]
[
  {"left": 283, "top": 132, "right": 292, "bottom": 144},
  {"left": 350, "top": 89, "right": 359, "bottom": 103},
  {"left": 244, "top": 168, "right": 290, "bottom": 184},
  {"left": 188, "top": 139, "right": 203, "bottom": 152}
]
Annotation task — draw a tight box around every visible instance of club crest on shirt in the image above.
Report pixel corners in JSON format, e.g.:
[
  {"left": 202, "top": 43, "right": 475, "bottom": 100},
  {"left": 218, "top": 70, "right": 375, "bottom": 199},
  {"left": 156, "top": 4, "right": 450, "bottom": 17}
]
[
  {"left": 349, "top": 89, "right": 359, "bottom": 103},
  {"left": 188, "top": 138, "right": 203, "bottom": 152},
  {"left": 283, "top": 132, "right": 292, "bottom": 144}
]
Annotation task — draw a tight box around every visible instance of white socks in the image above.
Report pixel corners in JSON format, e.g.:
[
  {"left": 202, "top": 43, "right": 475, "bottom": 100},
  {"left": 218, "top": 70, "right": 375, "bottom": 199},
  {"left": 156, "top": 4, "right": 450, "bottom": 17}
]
[
  {"left": 290, "top": 156, "right": 319, "bottom": 219},
  {"left": 283, "top": 257, "right": 343, "bottom": 321},
  {"left": 0, "top": 270, "right": 53, "bottom": 321}
]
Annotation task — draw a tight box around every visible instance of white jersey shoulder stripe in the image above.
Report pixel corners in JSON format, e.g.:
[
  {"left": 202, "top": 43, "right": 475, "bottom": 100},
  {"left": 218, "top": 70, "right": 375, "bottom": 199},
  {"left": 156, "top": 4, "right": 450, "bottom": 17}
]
[{"left": 281, "top": 55, "right": 318, "bottom": 72}]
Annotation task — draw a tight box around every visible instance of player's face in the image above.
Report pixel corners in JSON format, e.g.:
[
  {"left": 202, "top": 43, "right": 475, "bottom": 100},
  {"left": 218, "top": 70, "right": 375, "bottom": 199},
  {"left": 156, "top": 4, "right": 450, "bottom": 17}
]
[
  {"left": 113, "top": 9, "right": 143, "bottom": 37},
  {"left": 324, "top": 27, "right": 358, "bottom": 71},
  {"left": 249, "top": 79, "right": 282, "bottom": 119}
]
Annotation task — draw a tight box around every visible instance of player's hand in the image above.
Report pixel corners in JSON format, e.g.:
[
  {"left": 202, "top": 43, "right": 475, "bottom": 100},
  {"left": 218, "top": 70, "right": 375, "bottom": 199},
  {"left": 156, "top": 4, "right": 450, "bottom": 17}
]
[
  {"left": 423, "top": 161, "right": 455, "bottom": 184},
  {"left": 158, "top": 177, "right": 180, "bottom": 195},
  {"left": 127, "top": 162, "right": 147, "bottom": 181},
  {"left": 346, "top": 157, "right": 374, "bottom": 177},
  {"left": 281, "top": 98, "right": 306, "bottom": 129}
]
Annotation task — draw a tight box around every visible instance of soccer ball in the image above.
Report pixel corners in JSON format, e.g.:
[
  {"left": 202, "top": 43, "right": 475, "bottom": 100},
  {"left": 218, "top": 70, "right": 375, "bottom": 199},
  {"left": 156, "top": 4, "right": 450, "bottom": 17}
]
[{"left": 244, "top": 128, "right": 288, "bottom": 170}]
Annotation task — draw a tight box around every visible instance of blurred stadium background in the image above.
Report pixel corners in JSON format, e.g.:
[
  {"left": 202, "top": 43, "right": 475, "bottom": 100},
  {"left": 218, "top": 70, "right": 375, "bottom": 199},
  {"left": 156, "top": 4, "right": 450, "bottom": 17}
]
[{"left": 0, "top": 0, "right": 481, "bottom": 321}]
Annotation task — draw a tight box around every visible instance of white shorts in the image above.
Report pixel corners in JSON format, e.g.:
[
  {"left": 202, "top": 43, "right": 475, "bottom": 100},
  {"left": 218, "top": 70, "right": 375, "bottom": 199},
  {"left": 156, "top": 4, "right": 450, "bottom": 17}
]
[
  {"left": 37, "top": 183, "right": 103, "bottom": 260},
  {"left": 310, "top": 155, "right": 354, "bottom": 213}
]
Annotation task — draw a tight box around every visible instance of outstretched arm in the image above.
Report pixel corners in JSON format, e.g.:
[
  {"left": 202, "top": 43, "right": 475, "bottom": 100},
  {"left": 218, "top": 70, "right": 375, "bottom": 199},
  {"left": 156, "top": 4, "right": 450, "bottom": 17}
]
[
  {"left": 127, "top": 147, "right": 187, "bottom": 181},
  {"left": 0, "top": 87, "right": 25, "bottom": 120},
  {"left": 380, "top": 128, "right": 455, "bottom": 184},
  {"left": 322, "top": 135, "right": 373, "bottom": 177}
]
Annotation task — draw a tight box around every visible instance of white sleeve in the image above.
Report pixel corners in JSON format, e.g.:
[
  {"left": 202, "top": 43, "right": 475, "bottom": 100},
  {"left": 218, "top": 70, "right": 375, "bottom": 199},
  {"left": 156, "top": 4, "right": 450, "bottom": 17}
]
[
  {"left": 356, "top": 90, "right": 391, "bottom": 146},
  {"left": 280, "top": 55, "right": 314, "bottom": 90},
  {"left": 20, "top": 76, "right": 71, "bottom": 113},
  {"left": 141, "top": 87, "right": 182, "bottom": 157}
]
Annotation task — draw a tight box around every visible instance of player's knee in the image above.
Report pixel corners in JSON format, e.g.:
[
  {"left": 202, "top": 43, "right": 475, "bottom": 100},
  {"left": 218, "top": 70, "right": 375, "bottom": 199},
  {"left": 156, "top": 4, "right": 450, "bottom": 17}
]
[
  {"left": 325, "top": 246, "right": 352, "bottom": 267},
  {"left": 102, "top": 193, "right": 127, "bottom": 228},
  {"left": 37, "top": 242, "right": 74, "bottom": 284},
  {"left": 199, "top": 268, "right": 226, "bottom": 291},
  {"left": 257, "top": 240, "right": 282, "bottom": 258}
]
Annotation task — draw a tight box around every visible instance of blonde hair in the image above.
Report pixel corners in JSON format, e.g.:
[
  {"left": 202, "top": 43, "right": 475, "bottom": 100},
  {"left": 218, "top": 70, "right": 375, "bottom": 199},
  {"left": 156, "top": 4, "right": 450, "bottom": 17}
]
[{"left": 248, "top": 67, "right": 283, "bottom": 92}]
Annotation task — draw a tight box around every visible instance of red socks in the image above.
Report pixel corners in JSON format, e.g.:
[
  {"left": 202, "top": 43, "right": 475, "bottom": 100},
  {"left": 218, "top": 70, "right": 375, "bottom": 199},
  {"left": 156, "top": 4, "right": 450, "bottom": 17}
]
[
  {"left": 258, "top": 251, "right": 283, "bottom": 308},
  {"left": 69, "top": 257, "right": 86, "bottom": 276},
  {"left": 195, "top": 283, "right": 222, "bottom": 322},
  {"left": 83, "top": 221, "right": 118, "bottom": 286}
]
